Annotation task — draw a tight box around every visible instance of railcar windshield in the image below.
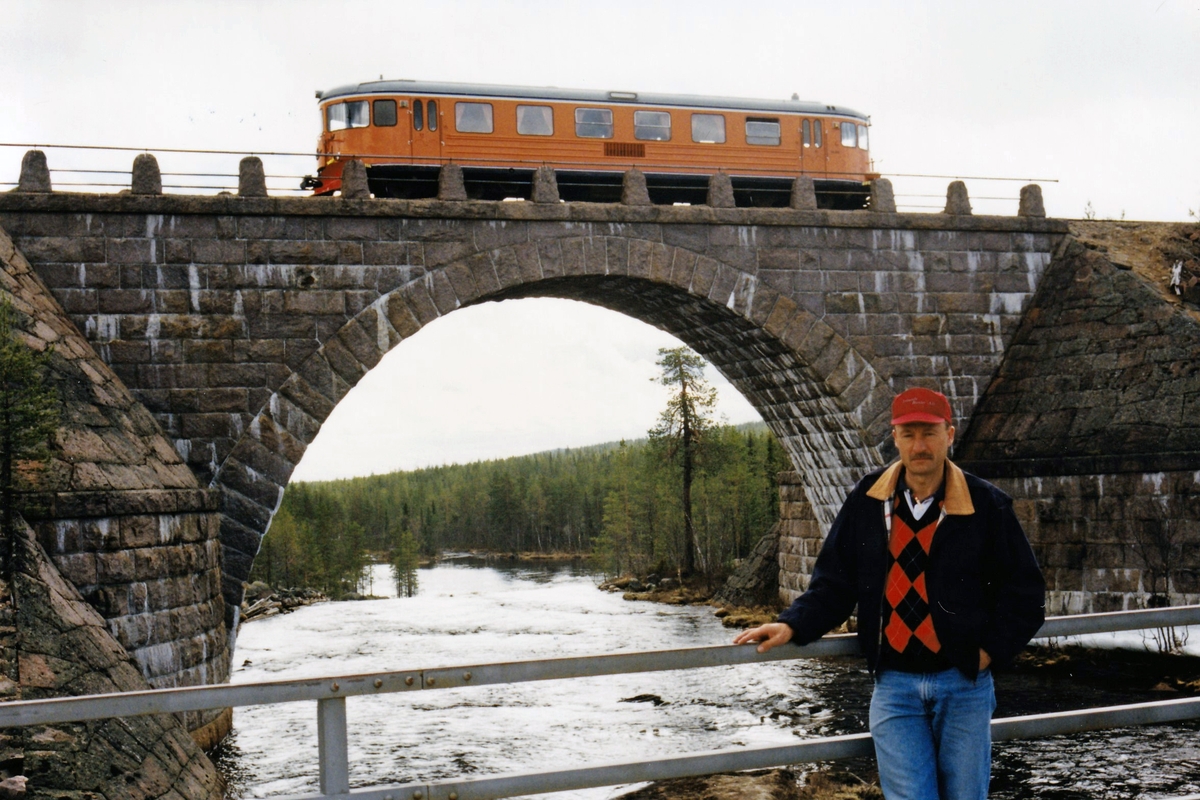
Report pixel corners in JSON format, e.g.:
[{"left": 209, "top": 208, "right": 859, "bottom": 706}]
[
  {"left": 840, "top": 121, "right": 857, "bottom": 147},
  {"left": 327, "top": 101, "right": 369, "bottom": 132},
  {"left": 857, "top": 124, "right": 869, "bottom": 150}
]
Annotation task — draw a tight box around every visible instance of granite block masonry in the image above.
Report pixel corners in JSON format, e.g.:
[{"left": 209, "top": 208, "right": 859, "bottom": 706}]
[
  {"left": 0, "top": 520, "right": 224, "bottom": 799},
  {"left": 776, "top": 230, "right": 1200, "bottom": 615},
  {"left": 0, "top": 190, "right": 1068, "bottom": 627},
  {"left": 2, "top": 173, "right": 1198, "bottom": 672},
  {"left": 958, "top": 233, "right": 1200, "bottom": 614},
  {"left": 0, "top": 221, "right": 228, "bottom": 744}
]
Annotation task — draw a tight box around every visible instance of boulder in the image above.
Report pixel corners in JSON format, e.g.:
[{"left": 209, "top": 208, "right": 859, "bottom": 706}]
[{"left": 712, "top": 524, "right": 780, "bottom": 608}]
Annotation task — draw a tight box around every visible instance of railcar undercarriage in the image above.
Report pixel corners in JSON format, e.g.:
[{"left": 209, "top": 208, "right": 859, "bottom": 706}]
[{"left": 347, "top": 165, "right": 869, "bottom": 210}]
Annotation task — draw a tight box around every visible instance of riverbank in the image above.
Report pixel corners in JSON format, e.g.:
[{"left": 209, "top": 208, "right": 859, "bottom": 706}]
[
  {"left": 474, "top": 550, "right": 593, "bottom": 563},
  {"left": 598, "top": 572, "right": 781, "bottom": 628},
  {"left": 238, "top": 581, "right": 327, "bottom": 624},
  {"left": 620, "top": 768, "right": 881, "bottom": 800},
  {"left": 1011, "top": 642, "right": 1200, "bottom": 694}
]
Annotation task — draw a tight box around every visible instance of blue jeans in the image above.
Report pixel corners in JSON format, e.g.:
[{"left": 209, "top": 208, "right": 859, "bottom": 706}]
[{"left": 868, "top": 668, "right": 996, "bottom": 800}]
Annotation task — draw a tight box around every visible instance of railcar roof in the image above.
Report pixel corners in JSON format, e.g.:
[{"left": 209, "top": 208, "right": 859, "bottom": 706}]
[{"left": 318, "top": 79, "right": 869, "bottom": 122}]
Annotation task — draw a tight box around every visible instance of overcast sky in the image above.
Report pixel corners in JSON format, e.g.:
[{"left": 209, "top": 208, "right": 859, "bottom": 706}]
[{"left": 5, "top": 1, "right": 1198, "bottom": 480}]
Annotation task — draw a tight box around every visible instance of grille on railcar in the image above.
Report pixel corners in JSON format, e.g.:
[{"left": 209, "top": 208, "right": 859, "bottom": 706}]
[{"left": 604, "top": 142, "right": 646, "bottom": 158}]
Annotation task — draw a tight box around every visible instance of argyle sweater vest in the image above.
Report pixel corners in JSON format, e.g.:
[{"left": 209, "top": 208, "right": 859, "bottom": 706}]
[{"left": 880, "top": 486, "right": 951, "bottom": 673}]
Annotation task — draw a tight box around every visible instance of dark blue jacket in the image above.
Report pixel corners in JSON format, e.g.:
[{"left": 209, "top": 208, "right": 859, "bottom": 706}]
[{"left": 778, "top": 460, "right": 1045, "bottom": 678}]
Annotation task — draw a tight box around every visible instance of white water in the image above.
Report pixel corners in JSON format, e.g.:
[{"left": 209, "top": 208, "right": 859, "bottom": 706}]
[
  {"left": 217, "top": 559, "right": 1200, "bottom": 800},
  {"left": 219, "top": 560, "right": 854, "bottom": 798}
]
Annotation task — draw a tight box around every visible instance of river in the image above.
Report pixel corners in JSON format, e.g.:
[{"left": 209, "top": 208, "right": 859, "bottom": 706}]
[{"left": 214, "top": 558, "right": 1200, "bottom": 800}]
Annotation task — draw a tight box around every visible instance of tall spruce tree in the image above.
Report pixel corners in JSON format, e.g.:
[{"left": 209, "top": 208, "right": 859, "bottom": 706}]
[
  {"left": 391, "top": 529, "right": 420, "bottom": 597},
  {"left": 649, "top": 347, "right": 717, "bottom": 576},
  {"left": 0, "top": 296, "right": 60, "bottom": 568}
]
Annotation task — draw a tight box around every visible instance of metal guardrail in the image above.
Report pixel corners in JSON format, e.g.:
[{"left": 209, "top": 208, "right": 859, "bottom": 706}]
[
  {"left": 1, "top": 141, "right": 1057, "bottom": 205},
  {"left": 2, "top": 606, "right": 1199, "bottom": 799}
]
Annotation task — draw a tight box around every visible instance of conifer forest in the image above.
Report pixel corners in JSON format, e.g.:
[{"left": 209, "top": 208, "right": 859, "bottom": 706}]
[
  {"left": 250, "top": 347, "right": 791, "bottom": 597},
  {"left": 250, "top": 423, "right": 791, "bottom": 597}
]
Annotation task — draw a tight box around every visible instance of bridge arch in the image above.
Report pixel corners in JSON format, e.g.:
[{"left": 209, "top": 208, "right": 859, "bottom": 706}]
[
  {"left": 0, "top": 194, "right": 1069, "bottom": 631},
  {"left": 213, "top": 234, "right": 893, "bottom": 614}
]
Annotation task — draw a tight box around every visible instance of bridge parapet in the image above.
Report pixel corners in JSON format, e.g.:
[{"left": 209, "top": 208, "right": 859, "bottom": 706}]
[{"left": 0, "top": 190, "right": 1068, "bottom": 621}]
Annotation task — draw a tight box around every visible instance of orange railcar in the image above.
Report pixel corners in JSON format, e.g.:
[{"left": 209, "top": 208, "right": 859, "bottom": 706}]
[{"left": 302, "top": 79, "right": 874, "bottom": 209}]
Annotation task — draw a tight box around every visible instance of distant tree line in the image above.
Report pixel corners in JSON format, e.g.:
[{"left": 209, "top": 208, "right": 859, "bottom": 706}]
[
  {"left": 250, "top": 347, "right": 792, "bottom": 596},
  {"left": 249, "top": 422, "right": 790, "bottom": 596}
]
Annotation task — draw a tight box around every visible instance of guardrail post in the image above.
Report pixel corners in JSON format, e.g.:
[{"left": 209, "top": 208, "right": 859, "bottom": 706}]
[
  {"left": 317, "top": 696, "right": 350, "bottom": 795},
  {"left": 17, "top": 150, "right": 51, "bottom": 193}
]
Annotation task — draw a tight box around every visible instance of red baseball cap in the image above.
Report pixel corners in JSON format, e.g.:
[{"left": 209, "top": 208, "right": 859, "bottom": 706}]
[{"left": 891, "top": 387, "right": 952, "bottom": 425}]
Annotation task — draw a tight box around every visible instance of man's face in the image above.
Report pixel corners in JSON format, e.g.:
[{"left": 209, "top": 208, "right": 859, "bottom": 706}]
[{"left": 892, "top": 422, "right": 955, "bottom": 482}]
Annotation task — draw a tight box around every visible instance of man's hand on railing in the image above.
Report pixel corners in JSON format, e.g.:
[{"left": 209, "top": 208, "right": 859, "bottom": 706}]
[{"left": 733, "top": 622, "right": 795, "bottom": 654}]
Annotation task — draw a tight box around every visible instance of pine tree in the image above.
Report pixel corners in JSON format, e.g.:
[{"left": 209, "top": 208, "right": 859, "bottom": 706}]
[
  {"left": 0, "top": 296, "right": 60, "bottom": 563},
  {"left": 391, "top": 529, "right": 420, "bottom": 597},
  {"left": 648, "top": 347, "right": 717, "bottom": 576},
  {"left": 597, "top": 441, "right": 637, "bottom": 576}
]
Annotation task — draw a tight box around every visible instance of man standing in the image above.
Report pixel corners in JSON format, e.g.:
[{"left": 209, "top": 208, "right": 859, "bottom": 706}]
[{"left": 734, "top": 388, "right": 1044, "bottom": 800}]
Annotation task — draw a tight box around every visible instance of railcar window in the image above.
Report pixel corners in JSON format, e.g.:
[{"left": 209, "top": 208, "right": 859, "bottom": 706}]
[
  {"left": 857, "top": 124, "right": 869, "bottom": 150},
  {"left": 455, "top": 102, "right": 494, "bottom": 134},
  {"left": 634, "top": 111, "right": 671, "bottom": 141},
  {"left": 428, "top": 100, "right": 438, "bottom": 131},
  {"left": 802, "top": 119, "right": 811, "bottom": 147},
  {"left": 575, "top": 108, "right": 613, "bottom": 138},
  {"left": 746, "top": 118, "right": 781, "bottom": 146},
  {"left": 327, "top": 101, "right": 370, "bottom": 132},
  {"left": 413, "top": 100, "right": 424, "bottom": 131},
  {"left": 373, "top": 99, "right": 397, "bottom": 127},
  {"left": 841, "top": 122, "right": 857, "bottom": 147},
  {"left": 814, "top": 120, "right": 822, "bottom": 147},
  {"left": 692, "top": 114, "right": 726, "bottom": 144},
  {"left": 517, "top": 105, "right": 554, "bottom": 136}
]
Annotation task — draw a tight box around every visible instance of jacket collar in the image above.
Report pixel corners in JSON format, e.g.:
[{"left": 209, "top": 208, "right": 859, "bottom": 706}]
[{"left": 865, "top": 459, "right": 975, "bottom": 516}]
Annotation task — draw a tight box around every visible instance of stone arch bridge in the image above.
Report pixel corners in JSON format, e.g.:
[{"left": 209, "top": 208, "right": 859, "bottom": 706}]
[{"left": 0, "top": 187, "right": 1067, "bottom": 627}]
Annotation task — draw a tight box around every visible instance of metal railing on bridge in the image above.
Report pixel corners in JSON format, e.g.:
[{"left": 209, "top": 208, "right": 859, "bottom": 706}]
[
  {"left": 1, "top": 141, "right": 1056, "bottom": 213},
  {"left": 2, "top": 605, "right": 1199, "bottom": 800}
]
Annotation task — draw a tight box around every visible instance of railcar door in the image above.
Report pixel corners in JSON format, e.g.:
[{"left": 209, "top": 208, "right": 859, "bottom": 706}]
[
  {"left": 799, "top": 117, "right": 828, "bottom": 179},
  {"left": 410, "top": 97, "right": 443, "bottom": 167}
]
